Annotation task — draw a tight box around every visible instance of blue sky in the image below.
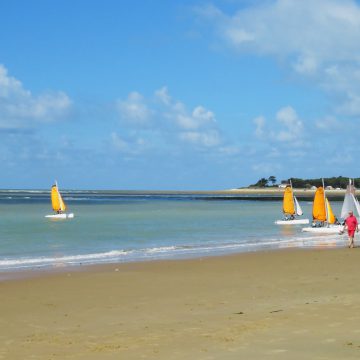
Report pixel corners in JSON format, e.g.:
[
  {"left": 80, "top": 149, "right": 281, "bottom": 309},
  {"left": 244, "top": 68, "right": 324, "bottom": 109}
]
[{"left": 1, "top": 0, "right": 360, "bottom": 190}]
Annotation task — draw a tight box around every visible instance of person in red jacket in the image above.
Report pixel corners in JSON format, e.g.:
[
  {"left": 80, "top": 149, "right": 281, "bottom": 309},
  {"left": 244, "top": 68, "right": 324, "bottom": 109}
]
[{"left": 344, "top": 211, "right": 359, "bottom": 248}]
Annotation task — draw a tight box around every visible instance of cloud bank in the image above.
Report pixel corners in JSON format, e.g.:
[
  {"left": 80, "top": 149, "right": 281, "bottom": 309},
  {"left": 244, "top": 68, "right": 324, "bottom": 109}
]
[
  {"left": 197, "top": 0, "right": 360, "bottom": 116},
  {"left": 114, "top": 86, "right": 223, "bottom": 153},
  {"left": 0, "top": 64, "right": 72, "bottom": 129}
]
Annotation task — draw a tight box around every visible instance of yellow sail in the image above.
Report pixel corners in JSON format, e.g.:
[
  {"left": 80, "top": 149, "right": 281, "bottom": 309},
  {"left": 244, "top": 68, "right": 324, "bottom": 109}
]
[
  {"left": 325, "top": 198, "right": 336, "bottom": 224},
  {"left": 51, "top": 184, "right": 66, "bottom": 212},
  {"left": 283, "top": 186, "right": 295, "bottom": 215},
  {"left": 312, "top": 187, "right": 326, "bottom": 221}
]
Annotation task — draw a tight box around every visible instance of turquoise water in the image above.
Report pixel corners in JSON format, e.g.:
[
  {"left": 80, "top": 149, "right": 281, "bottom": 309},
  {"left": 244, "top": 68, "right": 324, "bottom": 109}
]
[{"left": 0, "top": 191, "right": 347, "bottom": 271}]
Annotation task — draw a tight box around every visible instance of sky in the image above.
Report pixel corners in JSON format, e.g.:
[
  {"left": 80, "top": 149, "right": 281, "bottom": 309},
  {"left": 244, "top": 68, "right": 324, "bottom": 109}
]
[{"left": 1, "top": 0, "right": 360, "bottom": 190}]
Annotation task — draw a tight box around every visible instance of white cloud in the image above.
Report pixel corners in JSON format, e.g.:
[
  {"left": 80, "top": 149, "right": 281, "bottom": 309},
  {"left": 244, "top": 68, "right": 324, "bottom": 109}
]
[
  {"left": 164, "top": 96, "right": 220, "bottom": 146},
  {"left": 315, "top": 116, "right": 341, "bottom": 130},
  {"left": 293, "top": 55, "right": 318, "bottom": 75},
  {"left": 179, "top": 130, "right": 221, "bottom": 147},
  {"left": 174, "top": 105, "right": 215, "bottom": 130},
  {"left": 175, "top": 113, "right": 194, "bottom": 129},
  {"left": 275, "top": 106, "right": 303, "bottom": 142},
  {"left": 115, "top": 87, "right": 224, "bottom": 150},
  {"left": 193, "top": 106, "right": 216, "bottom": 125},
  {"left": 116, "top": 91, "right": 152, "bottom": 125},
  {"left": 253, "top": 106, "right": 303, "bottom": 144},
  {"left": 207, "top": 0, "right": 360, "bottom": 63},
  {"left": 225, "top": 28, "right": 255, "bottom": 45},
  {"left": 0, "top": 64, "right": 71, "bottom": 129},
  {"left": 253, "top": 116, "right": 265, "bottom": 138},
  {"left": 336, "top": 93, "right": 360, "bottom": 116},
  {"left": 111, "top": 132, "right": 147, "bottom": 155},
  {"left": 197, "top": 0, "right": 360, "bottom": 116},
  {"left": 155, "top": 86, "right": 171, "bottom": 106},
  {"left": 117, "top": 86, "right": 222, "bottom": 148},
  {"left": 0, "top": 65, "right": 27, "bottom": 98}
]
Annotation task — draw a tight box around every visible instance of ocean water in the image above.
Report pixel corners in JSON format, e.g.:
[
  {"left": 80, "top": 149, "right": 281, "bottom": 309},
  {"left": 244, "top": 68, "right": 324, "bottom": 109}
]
[{"left": 0, "top": 190, "right": 347, "bottom": 272}]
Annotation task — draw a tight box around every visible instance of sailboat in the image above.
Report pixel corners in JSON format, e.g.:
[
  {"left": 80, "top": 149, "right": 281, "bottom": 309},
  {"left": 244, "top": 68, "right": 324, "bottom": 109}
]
[
  {"left": 340, "top": 179, "right": 360, "bottom": 219},
  {"left": 302, "top": 180, "right": 341, "bottom": 233},
  {"left": 275, "top": 181, "right": 309, "bottom": 225},
  {"left": 45, "top": 181, "right": 74, "bottom": 219}
]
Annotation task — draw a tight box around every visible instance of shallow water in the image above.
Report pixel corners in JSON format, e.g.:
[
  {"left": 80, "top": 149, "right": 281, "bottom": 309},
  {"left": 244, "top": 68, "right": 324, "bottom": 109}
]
[{"left": 0, "top": 190, "right": 347, "bottom": 271}]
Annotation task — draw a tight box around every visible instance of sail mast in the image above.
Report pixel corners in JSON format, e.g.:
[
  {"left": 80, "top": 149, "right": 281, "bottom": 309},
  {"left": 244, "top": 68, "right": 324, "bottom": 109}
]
[
  {"left": 322, "top": 178, "right": 329, "bottom": 226},
  {"left": 290, "top": 179, "right": 296, "bottom": 216},
  {"left": 290, "top": 179, "right": 293, "bottom": 196}
]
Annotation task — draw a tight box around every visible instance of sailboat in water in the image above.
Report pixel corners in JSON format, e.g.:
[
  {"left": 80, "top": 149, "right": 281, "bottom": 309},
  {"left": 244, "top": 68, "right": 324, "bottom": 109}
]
[
  {"left": 302, "top": 180, "right": 341, "bottom": 233},
  {"left": 275, "top": 181, "right": 309, "bottom": 225},
  {"left": 45, "top": 181, "right": 74, "bottom": 219}
]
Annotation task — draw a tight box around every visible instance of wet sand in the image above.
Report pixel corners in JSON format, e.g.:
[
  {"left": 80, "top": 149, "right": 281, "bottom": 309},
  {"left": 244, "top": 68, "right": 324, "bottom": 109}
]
[{"left": 1, "top": 248, "right": 360, "bottom": 359}]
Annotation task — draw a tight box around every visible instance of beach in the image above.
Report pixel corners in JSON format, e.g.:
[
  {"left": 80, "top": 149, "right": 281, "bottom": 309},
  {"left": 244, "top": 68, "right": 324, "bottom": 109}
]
[{"left": 2, "top": 248, "right": 360, "bottom": 359}]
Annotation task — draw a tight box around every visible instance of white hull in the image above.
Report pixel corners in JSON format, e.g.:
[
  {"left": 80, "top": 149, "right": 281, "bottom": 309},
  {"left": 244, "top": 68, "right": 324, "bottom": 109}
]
[
  {"left": 275, "top": 219, "right": 310, "bottom": 225},
  {"left": 45, "top": 213, "right": 74, "bottom": 219},
  {"left": 302, "top": 225, "right": 343, "bottom": 234}
]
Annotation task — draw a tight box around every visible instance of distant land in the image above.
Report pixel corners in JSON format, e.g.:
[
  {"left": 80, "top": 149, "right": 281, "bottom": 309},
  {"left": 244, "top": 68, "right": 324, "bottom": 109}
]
[
  {"left": 222, "top": 175, "right": 358, "bottom": 201},
  {"left": 248, "top": 176, "right": 358, "bottom": 189},
  {"left": 226, "top": 187, "right": 347, "bottom": 200}
]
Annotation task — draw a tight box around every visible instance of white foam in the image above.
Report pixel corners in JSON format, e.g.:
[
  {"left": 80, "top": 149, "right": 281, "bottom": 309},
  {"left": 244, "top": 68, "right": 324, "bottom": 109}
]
[
  {"left": 0, "top": 250, "right": 129, "bottom": 269},
  {"left": 0, "top": 233, "right": 348, "bottom": 271}
]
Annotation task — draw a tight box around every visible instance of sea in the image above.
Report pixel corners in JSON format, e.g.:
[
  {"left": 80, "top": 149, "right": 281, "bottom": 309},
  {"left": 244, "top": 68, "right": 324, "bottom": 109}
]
[{"left": 0, "top": 190, "right": 347, "bottom": 273}]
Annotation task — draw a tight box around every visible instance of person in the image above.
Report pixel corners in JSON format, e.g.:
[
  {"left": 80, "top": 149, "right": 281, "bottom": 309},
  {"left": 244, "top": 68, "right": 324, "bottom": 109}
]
[{"left": 343, "top": 211, "right": 359, "bottom": 248}]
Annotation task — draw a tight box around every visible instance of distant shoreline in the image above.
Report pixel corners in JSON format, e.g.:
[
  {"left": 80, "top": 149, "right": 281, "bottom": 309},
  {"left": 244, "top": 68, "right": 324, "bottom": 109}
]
[
  {"left": 0, "top": 187, "right": 349, "bottom": 200},
  {"left": 225, "top": 187, "right": 346, "bottom": 198}
]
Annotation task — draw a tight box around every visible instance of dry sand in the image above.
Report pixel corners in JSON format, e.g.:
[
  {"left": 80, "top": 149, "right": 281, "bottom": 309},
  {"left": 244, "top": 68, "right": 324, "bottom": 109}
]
[{"left": 1, "top": 248, "right": 360, "bottom": 359}]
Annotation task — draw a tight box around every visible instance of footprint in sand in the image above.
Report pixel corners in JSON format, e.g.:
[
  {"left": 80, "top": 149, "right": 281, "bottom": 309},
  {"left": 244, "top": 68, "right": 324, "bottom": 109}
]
[
  {"left": 266, "top": 349, "right": 288, "bottom": 354},
  {"left": 322, "top": 338, "right": 336, "bottom": 343}
]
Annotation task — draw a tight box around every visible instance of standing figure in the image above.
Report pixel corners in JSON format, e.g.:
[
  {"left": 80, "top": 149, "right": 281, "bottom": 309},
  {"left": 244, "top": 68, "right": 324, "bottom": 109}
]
[{"left": 344, "top": 211, "right": 359, "bottom": 248}]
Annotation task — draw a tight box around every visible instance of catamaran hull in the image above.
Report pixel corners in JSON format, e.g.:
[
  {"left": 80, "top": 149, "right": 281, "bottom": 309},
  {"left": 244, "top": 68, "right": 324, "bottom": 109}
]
[
  {"left": 45, "top": 213, "right": 74, "bottom": 219},
  {"left": 302, "top": 225, "right": 344, "bottom": 234},
  {"left": 275, "top": 219, "right": 310, "bottom": 225}
]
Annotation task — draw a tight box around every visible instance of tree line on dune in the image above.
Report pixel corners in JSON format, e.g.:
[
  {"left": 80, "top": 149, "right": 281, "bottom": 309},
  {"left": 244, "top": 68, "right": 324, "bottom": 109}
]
[{"left": 250, "top": 176, "right": 359, "bottom": 189}]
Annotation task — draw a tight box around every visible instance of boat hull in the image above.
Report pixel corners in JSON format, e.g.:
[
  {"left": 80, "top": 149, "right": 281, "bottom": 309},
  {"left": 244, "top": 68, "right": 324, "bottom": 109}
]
[
  {"left": 45, "top": 213, "right": 74, "bottom": 219},
  {"left": 275, "top": 219, "right": 310, "bottom": 225},
  {"left": 302, "top": 225, "right": 343, "bottom": 234}
]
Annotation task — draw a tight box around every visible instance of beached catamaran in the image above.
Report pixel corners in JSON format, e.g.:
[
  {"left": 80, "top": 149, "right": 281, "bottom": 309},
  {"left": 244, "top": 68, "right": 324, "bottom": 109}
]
[
  {"left": 340, "top": 179, "right": 360, "bottom": 219},
  {"left": 45, "top": 181, "right": 74, "bottom": 219},
  {"left": 275, "top": 181, "right": 309, "bottom": 225},
  {"left": 303, "top": 179, "right": 360, "bottom": 234},
  {"left": 302, "top": 180, "right": 341, "bottom": 234}
]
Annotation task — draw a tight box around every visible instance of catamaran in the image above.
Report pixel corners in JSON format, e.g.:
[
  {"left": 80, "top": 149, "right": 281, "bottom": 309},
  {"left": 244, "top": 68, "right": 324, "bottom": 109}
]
[
  {"left": 302, "top": 181, "right": 341, "bottom": 233},
  {"left": 275, "top": 181, "right": 309, "bottom": 225},
  {"left": 45, "top": 181, "right": 74, "bottom": 219},
  {"left": 340, "top": 179, "right": 360, "bottom": 219}
]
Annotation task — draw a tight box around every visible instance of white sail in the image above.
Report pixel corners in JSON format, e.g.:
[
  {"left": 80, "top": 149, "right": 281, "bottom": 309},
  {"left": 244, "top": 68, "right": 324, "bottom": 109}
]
[
  {"left": 340, "top": 180, "right": 360, "bottom": 218},
  {"left": 352, "top": 193, "right": 360, "bottom": 218},
  {"left": 294, "top": 196, "right": 303, "bottom": 216},
  {"left": 341, "top": 192, "right": 355, "bottom": 218}
]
